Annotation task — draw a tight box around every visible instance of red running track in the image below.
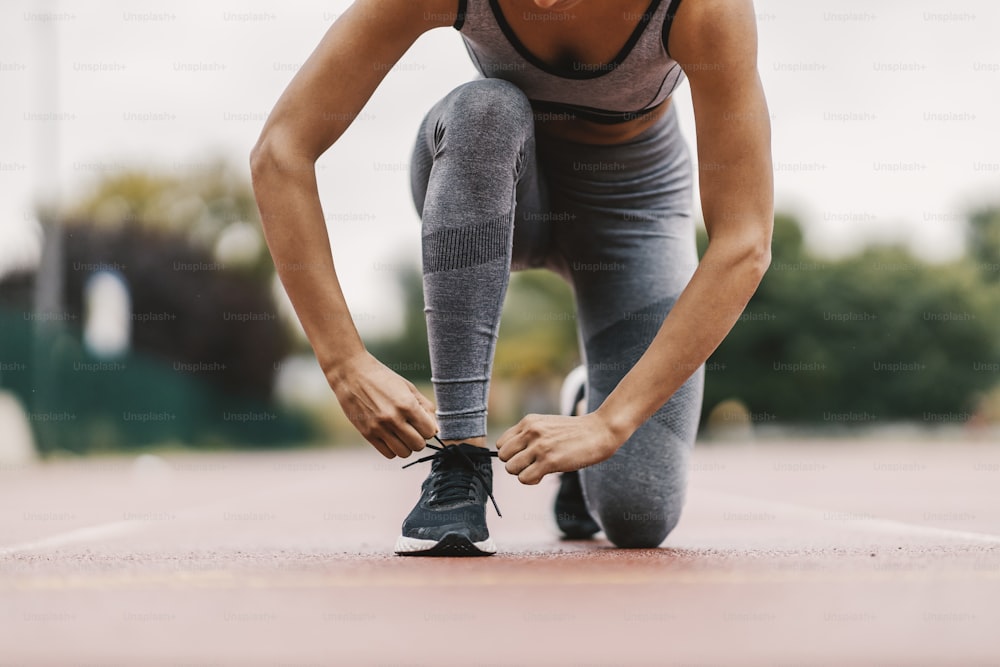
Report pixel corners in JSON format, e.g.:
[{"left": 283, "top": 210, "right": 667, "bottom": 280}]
[{"left": 2, "top": 437, "right": 999, "bottom": 666}]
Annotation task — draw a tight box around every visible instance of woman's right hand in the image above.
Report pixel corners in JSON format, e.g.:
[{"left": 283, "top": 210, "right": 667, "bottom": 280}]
[{"left": 326, "top": 351, "right": 439, "bottom": 459}]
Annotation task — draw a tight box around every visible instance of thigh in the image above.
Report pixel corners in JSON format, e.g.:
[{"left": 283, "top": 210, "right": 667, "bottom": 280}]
[
  {"left": 544, "top": 105, "right": 698, "bottom": 346},
  {"left": 510, "top": 133, "right": 552, "bottom": 272},
  {"left": 542, "top": 107, "right": 704, "bottom": 539},
  {"left": 569, "top": 205, "right": 702, "bottom": 434}
]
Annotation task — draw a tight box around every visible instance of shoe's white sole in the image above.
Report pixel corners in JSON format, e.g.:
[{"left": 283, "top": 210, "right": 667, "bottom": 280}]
[
  {"left": 560, "top": 364, "right": 588, "bottom": 417},
  {"left": 394, "top": 534, "right": 497, "bottom": 556}
]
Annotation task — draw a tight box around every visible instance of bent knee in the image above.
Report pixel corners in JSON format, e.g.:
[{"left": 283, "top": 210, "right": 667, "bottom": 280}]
[
  {"left": 444, "top": 79, "right": 533, "bottom": 135},
  {"left": 450, "top": 79, "right": 531, "bottom": 115},
  {"left": 597, "top": 502, "right": 683, "bottom": 549}
]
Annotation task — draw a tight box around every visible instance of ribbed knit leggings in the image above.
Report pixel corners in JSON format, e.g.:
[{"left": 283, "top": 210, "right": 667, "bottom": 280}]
[{"left": 409, "top": 79, "right": 704, "bottom": 547}]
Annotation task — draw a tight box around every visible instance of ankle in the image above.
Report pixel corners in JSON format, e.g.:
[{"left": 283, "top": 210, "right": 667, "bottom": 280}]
[{"left": 439, "top": 437, "right": 488, "bottom": 448}]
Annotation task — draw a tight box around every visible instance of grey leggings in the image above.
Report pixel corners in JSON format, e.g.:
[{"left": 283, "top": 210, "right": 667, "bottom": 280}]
[{"left": 409, "top": 79, "right": 704, "bottom": 547}]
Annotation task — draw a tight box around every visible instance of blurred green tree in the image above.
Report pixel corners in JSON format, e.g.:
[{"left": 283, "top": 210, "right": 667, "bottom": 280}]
[
  {"left": 68, "top": 159, "right": 274, "bottom": 282},
  {"left": 704, "top": 215, "right": 1000, "bottom": 424},
  {"left": 495, "top": 269, "right": 579, "bottom": 380},
  {"left": 967, "top": 205, "right": 1000, "bottom": 283}
]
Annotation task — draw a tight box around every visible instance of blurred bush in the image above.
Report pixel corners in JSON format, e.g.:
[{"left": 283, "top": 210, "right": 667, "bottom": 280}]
[
  {"left": 703, "top": 211, "right": 1000, "bottom": 426},
  {"left": 69, "top": 160, "right": 272, "bottom": 279}
]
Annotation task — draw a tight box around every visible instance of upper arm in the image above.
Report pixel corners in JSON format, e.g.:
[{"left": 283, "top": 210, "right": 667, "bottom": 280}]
[
  {"left": 669, "top": 0, "right": 773, "bottom": 243},
  {"left": 252, "top": 0, "right": 456, "bottom": 165}
]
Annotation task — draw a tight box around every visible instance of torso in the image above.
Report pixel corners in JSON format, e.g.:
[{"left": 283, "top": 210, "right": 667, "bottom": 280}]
[
  {"left": 493, "top": 0, "right": 672, "bottom": 144},
  {"left": 534, "top": 98, "right": 671, "bottom": 144}
]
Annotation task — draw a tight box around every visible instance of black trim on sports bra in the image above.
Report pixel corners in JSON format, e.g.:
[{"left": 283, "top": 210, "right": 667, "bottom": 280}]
[
  {"left": 455, "top": 0, "right": 468, "bottom": 30},
  {"left": 530, "top": 98, "right": 667, "bottom": 125},
  {"left": 487, "top": 0, "right": 663, "bottom": 81},
  {"left": 662, "top": 0, "right": 683, "bottom": 58}
]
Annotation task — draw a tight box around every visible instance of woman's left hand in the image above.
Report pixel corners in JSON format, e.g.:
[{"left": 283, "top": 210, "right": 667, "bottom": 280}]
[{"left": 496, "top": 412, "right": 623, "bottom": 485}]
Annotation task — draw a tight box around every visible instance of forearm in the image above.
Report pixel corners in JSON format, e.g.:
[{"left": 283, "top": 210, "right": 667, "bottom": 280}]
[
  {"left": 250, "top": 147, "right": 365, "bottom": 375},
  {"left": 595, "top": 235, "right": 770, "bottom": 440}
]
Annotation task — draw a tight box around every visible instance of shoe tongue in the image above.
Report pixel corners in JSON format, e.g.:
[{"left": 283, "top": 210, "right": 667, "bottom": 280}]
[
  {"left": 414, "top": 439, "right": 502, "bottom": 517},
  {"left": 453, "top": 442, "right": 489, "bottom": 456},
  {"left": 432, "top": 443, "right": 488, "bottom": 471}
]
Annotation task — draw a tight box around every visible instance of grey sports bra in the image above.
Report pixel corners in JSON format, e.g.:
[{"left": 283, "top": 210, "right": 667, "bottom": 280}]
[{"left": 455, "top": 0, "right": 685, "bottom": 124}]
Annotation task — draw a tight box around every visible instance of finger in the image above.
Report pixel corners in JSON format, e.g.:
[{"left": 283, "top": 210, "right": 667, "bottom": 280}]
[
  {"left": 518, "top": 461, "right": 547, "bottom": 485},
  {"left": 367, "top": 436, "right": 395, "bottom": 459},
  {"left": 410, "top": 385, "right": 438, "bottom": 421},
  {"left": 504, "top": 449, "right": 535, "bottom": 476},
  {"left": 405, "top": 393, "right": 439, "bottom": 440},
  {"left": 495, "top": 426, "right": 527, "bottom": 461},
  {"left": 378, "top": 430, "right": 413, "bottom": 458},
  {"left": 391, "top": 420, "right": 428, "bottom": 453}
]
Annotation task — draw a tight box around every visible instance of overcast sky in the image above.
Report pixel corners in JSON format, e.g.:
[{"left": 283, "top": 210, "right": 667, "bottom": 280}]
[{"left": 1, "top": 0, "right": 998, "bottom": 336}]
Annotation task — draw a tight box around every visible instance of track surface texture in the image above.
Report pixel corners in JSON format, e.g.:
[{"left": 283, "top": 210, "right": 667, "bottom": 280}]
[{"left": 3, "top": 437, "right": 999, "bottom": 666}]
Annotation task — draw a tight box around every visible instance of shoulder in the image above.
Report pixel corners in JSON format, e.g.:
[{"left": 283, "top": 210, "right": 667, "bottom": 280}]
[
  {"left": 669, "top": 0, "right": 759, "bottom": 70},
  {"left": 346, "top": 0, "right": 462, "bottom": 31}
]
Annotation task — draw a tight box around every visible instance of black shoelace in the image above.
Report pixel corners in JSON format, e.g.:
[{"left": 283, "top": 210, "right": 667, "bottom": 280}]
[{"left": 402, "top": 435, "right": 502, "bottom": 517}]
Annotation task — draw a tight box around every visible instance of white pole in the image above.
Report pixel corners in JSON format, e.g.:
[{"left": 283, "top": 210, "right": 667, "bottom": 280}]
[
  {"left": 31, "top": 0, "right": 63, "bottom": 454},
  {"left": 32, "top": 0, "right": 62, "bottom": 318}
]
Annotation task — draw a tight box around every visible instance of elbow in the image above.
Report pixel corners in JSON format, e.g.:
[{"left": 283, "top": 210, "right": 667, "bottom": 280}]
[
  {"left": 249, "top": 133, "right": 298, "bottom": 233},
  {"left": 746, "top": 238, "right": 772, "bottom": 282},
  {"left": 249, "top": 140, "right": 264, "bottom": 177},
  {"left": 249, "top": 134, "right": 276, "bottom": 180},
  {"left": 706, "top": 229, "right": 772, "bottom": 285},
  {"left": 249, "top": 129, "right": 313, "bottom": 182},
  {"left": 729, "top": 240, "right": 770, "bottom": 289}
]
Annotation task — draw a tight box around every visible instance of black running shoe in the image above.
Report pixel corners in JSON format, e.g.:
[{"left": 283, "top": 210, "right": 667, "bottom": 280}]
[
  {"left": 555, "top": 469, "right": 600, "bottom": 539},
  {"left": 394, "top": 438, "right": 501, "bottom": 556},
  {"left": 555, "top": 366, "right": 601, "bottom": 540}
]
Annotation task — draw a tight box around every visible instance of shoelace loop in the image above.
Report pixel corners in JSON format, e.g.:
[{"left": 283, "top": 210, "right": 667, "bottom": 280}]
[{"left": 402, "top": 435, "right": 502, "bottom": 517}]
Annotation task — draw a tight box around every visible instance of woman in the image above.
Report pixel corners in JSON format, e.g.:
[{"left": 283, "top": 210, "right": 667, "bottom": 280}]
[{"left": 250, "top": 0, "right": 773, "bottom": 555}]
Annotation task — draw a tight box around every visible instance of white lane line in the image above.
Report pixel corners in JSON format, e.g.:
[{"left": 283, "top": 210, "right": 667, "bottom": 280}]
[
  {"left": 0, "top": 475, "right": 335, "bottom": 557},
  {"left": 0, "top": 520, "right": 151, "bottom": 557},
  {"left": 702, "top": 490, "right": 1000, "bottom": 545}
]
